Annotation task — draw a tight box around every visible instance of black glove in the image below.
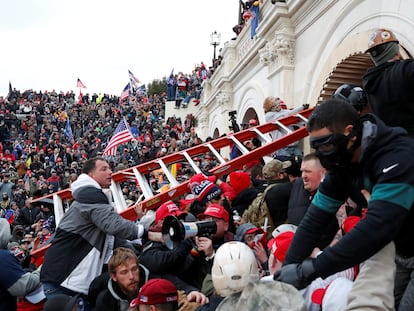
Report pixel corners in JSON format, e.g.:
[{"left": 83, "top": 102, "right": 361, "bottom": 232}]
[
  {"left": 273, "top": 258, "right": 317, "bottom": 289},
  {"left": 302, "top": 103, "right": 309, "bottom": 109}
]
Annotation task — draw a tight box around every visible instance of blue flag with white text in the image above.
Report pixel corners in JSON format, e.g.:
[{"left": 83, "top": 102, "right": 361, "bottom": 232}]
[{"left": 64, "top": 118, "right": 74, "bottom": 143}]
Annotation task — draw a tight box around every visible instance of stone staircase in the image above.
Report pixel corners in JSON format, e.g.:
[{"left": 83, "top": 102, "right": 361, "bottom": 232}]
[{"left": 164, "top": 99, "right": 200, "bottom": 121}]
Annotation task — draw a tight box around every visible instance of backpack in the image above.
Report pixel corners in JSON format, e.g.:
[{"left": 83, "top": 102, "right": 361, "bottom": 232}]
[{"left": 241, "top": 184, "right": 277, "bottom": 239}]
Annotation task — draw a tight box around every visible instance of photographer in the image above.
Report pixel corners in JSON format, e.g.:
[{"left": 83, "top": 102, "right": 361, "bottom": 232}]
[
  {"left": 229, "top": 110, "right": 241, "bottom": 160},
  {"left": 228, "top": 110, "right": 240, "bottom": 133}
]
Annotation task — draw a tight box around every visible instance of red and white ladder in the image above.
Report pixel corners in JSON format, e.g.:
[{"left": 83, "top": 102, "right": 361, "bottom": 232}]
[{"left": 31, "top": 107, "right": 313, "bottom": 258}]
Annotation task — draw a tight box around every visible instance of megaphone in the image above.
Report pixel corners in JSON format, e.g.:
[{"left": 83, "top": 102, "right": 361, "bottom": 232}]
[{"left": 162, "top": 215, "right": 217, "bottom": 250}]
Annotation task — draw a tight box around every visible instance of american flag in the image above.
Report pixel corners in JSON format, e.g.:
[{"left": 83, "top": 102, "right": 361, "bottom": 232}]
[
  {"left": 76, "top": 78, "right": 87, "bottom": 89},
  {"left": 120, "top": 83, "right": 130, "bottom": 102},
  {"left": 128, "top": 70, "right": 140, "bottom": 88},
  {"left": 136, "top": 84, "right": 147, "bottom": 96},
  {"left": 103, "top": 117, "right": 133, "bottom": 156}
]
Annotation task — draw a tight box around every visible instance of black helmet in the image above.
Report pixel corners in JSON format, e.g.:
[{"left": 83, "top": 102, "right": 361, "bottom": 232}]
[{"left": 333, "top": 84, "right": 368, "bottom": 112}]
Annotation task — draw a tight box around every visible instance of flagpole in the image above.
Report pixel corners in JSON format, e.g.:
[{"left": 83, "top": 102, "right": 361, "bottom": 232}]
[{"left": 128, "top": 79, "right": 132, "bottom": 106}]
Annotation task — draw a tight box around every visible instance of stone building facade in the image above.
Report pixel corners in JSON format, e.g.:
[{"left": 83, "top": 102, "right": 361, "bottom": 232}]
[{"left": 191, "top": 0, "right": 414, "bottom": 142}]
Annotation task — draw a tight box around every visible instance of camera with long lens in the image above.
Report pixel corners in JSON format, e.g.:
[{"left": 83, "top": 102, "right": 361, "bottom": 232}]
[
  {"left": 228, "top": 110, "right": 240, "bottom": 133},
  {"left": 162, "top": 215, "right": 217, "bottom": 250}
]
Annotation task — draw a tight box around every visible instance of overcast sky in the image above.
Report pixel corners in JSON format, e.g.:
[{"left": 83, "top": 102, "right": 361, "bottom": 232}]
[{"left": 0, "top": 0, "right": 239, "bottom": 97}]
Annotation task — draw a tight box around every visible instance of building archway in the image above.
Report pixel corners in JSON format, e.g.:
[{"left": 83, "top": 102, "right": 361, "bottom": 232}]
[
  {"left": 213, "top": 128, "right": 220, "bottom": 139},
  {"left": 242, "top": 107, "right": 260, "bottom": 129},
  {"left": 318, "top": 53, "right": 374, "bottom": 103}
]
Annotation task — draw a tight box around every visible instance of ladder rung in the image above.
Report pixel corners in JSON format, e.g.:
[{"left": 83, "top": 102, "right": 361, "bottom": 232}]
[
  {"left": 251, "top": 128, "right": 272, "bottom": 144},
  {"left": 206, "top": 143, "right": 226, "bottom": 164},
  {"left": 132, "top": 167, "right": 153, "bottom": 199},
  {"left": 157, "top": 159, "right": 179, "bottom": 187},
  {"left": 295, "top": 113, "right": 309, "bottom": 123},
  {"left": 52, "top": 194, "right": 65, "bottom": 227},
  {"left": 110, "top": 180, "right": 128, "bottom": 213},
  {"left": 182, "top": 151, "right": 202, "bottom": 174},
  {"left": 229, "top": 135, "right": 250, "bottom": 154},
  {"left": 274, "top": 120, "right": 292, "bottom": 134}
]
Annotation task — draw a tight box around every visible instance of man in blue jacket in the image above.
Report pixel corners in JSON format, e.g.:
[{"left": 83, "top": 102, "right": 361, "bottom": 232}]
[{"left": 0, "top": 218, "right": 44, "bottom": 311}]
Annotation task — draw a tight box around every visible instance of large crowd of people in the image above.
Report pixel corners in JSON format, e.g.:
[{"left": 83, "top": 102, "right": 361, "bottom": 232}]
[{"left": 1, "top": 27, "right": 414, "bottom": 311}]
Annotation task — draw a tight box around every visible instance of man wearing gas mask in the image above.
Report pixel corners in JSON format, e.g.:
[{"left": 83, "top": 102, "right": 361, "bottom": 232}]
[{"left": 274, "top": 99, "right": 414, "bottom": 310}]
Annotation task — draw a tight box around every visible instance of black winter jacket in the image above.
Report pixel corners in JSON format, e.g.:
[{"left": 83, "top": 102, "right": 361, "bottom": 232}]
[
  {"left": 285, "top": 114, "right": 414, "bottom": 279},
  {"left": 363, "top": 59, "right": 414, "bottom": 135},
  {"left": 287, "top": 178, "right": 338, "bottom": 250}
]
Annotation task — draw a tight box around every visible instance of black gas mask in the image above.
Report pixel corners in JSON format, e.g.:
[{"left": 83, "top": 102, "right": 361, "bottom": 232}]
[{"left": 310, "top": 133, "right": 353, "bottom": 171}]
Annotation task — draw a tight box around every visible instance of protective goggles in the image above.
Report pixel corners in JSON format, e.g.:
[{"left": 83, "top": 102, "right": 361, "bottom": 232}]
[{"left": 310, "top": 133, "right": 349, "bottom": 155}]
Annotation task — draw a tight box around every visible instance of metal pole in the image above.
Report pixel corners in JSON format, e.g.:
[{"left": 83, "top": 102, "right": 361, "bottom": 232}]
[{"left": 213, "top": 44, "right": 217, "bottom": 62}]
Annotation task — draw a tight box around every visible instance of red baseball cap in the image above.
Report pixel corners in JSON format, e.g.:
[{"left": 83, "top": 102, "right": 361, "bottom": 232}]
[
  {"left": 155, "top": 201, "right": 187, "bottom": 222},
  {"left": 267, "top": 231, "right": 294, "bottom": 262},
  {"left": 130, "top": 278, "right": 178, "bottom": 308},
  {"left": 198, "top": 204, "right": 229, "bottom": 222}
]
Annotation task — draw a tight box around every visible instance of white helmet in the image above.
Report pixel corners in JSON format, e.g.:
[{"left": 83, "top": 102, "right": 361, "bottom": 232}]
[
  {"left": 212, "top": 241, "right": 259, "bottom": 297},
  {"left": 271, "top": 223, "right": 297, "bottom": 238}
]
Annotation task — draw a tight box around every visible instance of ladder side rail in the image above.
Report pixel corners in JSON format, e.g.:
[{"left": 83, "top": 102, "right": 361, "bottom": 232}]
[
  {"left": 121, "top": 182, "right": 192, "bottom": 217},
  {"left": 31, "top": 188, "right": 72, "bottom": 204}
]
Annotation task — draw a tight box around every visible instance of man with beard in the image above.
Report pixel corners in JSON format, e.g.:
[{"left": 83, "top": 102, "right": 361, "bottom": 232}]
[
  {"left": 274, "top": 99, "right": 414, "bottom": 310},
  {"left": 89, "top": 247, "right": 150, "bottom": 311}
]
